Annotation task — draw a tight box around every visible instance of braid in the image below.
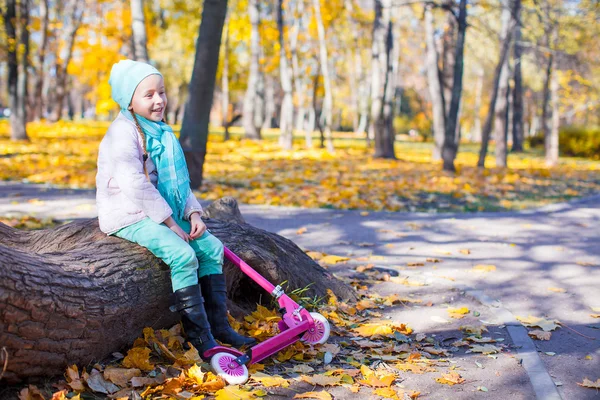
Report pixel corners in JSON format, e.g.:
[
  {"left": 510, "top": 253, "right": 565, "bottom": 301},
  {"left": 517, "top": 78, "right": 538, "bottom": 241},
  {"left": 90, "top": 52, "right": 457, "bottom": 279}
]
[{"left": 130, "top": 111, "right": 151, "bottom": 182}]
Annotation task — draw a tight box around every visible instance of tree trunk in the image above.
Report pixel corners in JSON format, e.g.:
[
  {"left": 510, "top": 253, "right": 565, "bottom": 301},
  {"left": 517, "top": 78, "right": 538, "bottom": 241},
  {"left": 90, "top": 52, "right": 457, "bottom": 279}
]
[
  {"left": 4, "top": 0, "right": 28, "bottom": 141},
  {"left": 0, "top": 198, "right": 357, "bottom": 383},
  {"left": 441, "top": 0, "right": 467, "bottom": 172},
  {"left": 179, "top": 0, "right": 228, "bottom": 189},
  {"left": 492, "top": 0, "right": 513, "bottom": 168},
  {"left": 370, "top": 0, "right": 396, "bottom": 159},
  {"left": 49, "top": 0, "right": 84, "bottom": 123},
  {"left": 130, "top": 0, "right": 150, "bottom": 62},
  {"left": 243, "top": 0, "right": 265, "bottom": 139},
  {"left": 222, "top": 19, "right": 231, "bottom": 141},
  {"left": 32, "top": 0, "right": 50, "bottom": 121},
  {"left": 278, "top": 0, "right": 294, "bottom": 150},
  {"left": 424, "top": 5, "right": 445, "bottom": 161},
  {"left": 511, "top": 0, "right": 524, "bottom": 152},
  {"left": 545, "top": 56, "right": 559, "bottom": 166},
  {"left": 290, "top": 0, "right": 308, "bottom": 146},
  {"left": 472, "top": 67, "right": 484, "bottom": 142},
  {"left": 312, "top": 0, "right": 334, "bottom": 153},
  {"left": 477, "top": 1, "right": 515, "bottom": 168},
  {"left": 441, "top": 2, "right": 456, "bottom": 118}
]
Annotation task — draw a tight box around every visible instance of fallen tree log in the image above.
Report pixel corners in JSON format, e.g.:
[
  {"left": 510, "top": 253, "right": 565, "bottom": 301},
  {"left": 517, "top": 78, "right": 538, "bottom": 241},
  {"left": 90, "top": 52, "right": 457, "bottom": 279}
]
[{"left": 0, "top": 197, "right": 356, "bottom": 383}]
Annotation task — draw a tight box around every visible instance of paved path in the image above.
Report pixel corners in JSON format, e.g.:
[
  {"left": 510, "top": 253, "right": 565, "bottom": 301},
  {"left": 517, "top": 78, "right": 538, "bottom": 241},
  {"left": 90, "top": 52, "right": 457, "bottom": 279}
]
[{"left": 1, "top": 181, "right": 599, "bottom": 399}]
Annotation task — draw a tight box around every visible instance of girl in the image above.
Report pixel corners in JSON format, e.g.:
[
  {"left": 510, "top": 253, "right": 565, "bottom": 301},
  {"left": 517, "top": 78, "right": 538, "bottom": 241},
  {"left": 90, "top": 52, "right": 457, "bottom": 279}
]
[{"left": 96, "top": 59, "right": 255, "bottom": 359}]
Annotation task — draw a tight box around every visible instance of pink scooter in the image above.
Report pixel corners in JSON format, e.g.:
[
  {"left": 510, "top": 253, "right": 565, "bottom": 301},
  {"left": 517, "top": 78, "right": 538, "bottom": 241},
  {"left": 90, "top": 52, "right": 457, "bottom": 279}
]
[{"left": 204, "top": 246, "right": 331, "bottom": 384}]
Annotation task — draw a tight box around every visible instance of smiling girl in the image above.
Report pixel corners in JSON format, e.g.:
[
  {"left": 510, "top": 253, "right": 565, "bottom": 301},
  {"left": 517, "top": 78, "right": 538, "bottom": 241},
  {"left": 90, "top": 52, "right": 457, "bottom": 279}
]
[{"left": 95, "top": 59, "right": 255, "bottom": 359}]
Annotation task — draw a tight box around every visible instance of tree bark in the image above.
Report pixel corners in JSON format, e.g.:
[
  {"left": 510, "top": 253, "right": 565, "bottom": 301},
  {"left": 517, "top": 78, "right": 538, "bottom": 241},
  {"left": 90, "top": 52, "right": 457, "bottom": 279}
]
[
  {"left": 32, "top": 0, "right": 50, "bottom": 121},
  {"left": 243, "top": 0, "right": 265, "bottom": 139},
  {"left": 545, "top": 51, "right": 559, "bottom": 166},
  {"left": 4, "top": 0, "right": 29, "bottom": 141},
  {"left": 179, "top": 0, "right": 228, "bottom": 189},
  {"left": 441, "top": 0, "right": 467, "bottom": 172},
  {"left": 278, "top": 0, "right": 294, "bottom": 150},
  {"left": 312, "top": 0, "right": 335, "bottom": 153},
  {"left": 130, "top": 0, "right": 150, "bottom": 62},
  {"left": 511, "top": 0, "right": 524, "bottom": 152},
  {"left": 0, "top": 198, "right": 357, "bottom": 383},
  {"left": 477, "top": 2, "right": 515, "bottom": 168},
  {"left": 424, "top": 5, "right": 445, "bottom": 161},
  {"left": 370, "top": 0, "right": 396, "bottom": 159},
  {"left": 49, "top": 0, "right": 84, "bottom": 123},
  {"left": 222, "top": 19, "right": 231, "bottom": 141},
  {"left": 492, "top": 0, "right": 513, "bottom": 168},
  {"left": 472, "top": 67, "right": 484, "bottom": 142},
  {"left": 290, "top": 0, "right": 308, "bottom": 147}
]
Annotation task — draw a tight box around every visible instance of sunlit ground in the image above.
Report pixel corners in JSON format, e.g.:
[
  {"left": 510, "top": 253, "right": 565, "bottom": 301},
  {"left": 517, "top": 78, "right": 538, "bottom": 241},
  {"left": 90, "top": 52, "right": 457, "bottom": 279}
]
[{"left": 1, "top": 120, "right": 599, "bottom": 212}]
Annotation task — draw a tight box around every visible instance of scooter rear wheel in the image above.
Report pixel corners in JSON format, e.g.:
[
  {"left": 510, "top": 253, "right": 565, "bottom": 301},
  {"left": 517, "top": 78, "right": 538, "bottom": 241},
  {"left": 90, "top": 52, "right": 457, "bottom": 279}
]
[
  {"left": 300, "top": 312, "right": 330, "bottom": 345},
  {"left": 210, "top": 352, "right": 249, "bottom": 385}
]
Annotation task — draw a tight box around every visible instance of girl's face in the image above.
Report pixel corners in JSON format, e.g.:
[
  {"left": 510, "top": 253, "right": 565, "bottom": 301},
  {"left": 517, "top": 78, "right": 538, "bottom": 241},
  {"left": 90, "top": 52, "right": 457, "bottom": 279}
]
[{"left": 129, "top": 74, "right": 167, "bottom": 122}]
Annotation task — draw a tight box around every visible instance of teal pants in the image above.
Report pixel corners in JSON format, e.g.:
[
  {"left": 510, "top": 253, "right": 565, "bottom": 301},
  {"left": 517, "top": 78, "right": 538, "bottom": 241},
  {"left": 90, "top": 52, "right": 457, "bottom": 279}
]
[{"left": 113, "top": 217, "right": 224, "bottom": 292}]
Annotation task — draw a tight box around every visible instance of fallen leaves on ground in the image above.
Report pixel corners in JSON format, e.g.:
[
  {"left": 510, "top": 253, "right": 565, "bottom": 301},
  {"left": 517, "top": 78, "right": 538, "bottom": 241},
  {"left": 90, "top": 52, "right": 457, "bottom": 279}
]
[
  {"left": 577, "top": 378, "right": 600, "bottom": 389},
  {"left": 528, "top": 330, "right": 552, "bottom": 340},
  {"left": 516, "top": 315, "right": 560, "bottom": 331},
  {"left": 3, "top": 122, "right": 600, "bottom": 213},
  {"left": 436, "top": 372, "right": 465, "bottom": 386},
  {"left": 447, "top": 307, "right": 469, "bottom": 319},
  {"left": 472, "top": 264, "right": 497, "bottom": 272}
]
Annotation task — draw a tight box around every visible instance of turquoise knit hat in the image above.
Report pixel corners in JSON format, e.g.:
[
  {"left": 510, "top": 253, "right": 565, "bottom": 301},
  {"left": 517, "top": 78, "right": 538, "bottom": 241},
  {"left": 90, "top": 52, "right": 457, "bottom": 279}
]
[{"left": 109, "top": 59, "right": 162, "bottom": 110}]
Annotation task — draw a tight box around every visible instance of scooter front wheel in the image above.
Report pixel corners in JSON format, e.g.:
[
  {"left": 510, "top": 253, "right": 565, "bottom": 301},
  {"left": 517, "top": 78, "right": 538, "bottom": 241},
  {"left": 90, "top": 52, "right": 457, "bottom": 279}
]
[
  {"left": 300, "top": 312, "right": 330, "bottom": 345},
  {"left": 210, "top": 352, "right": 249, "bottom": 385}
]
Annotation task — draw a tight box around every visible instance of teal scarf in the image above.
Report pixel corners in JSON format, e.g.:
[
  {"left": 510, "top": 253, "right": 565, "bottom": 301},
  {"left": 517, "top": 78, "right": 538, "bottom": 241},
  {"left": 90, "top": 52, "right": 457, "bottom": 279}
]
[{"left": 123, "top": 111, "right": 190, "bottom": 221}]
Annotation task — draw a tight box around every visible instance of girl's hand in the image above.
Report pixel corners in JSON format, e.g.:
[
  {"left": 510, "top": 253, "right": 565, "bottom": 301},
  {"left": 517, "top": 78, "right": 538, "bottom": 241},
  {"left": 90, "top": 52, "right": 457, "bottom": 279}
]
[
  {"left": 170, "top": 224, "right": 191, "bottom": 243},
  {"left": 189, "top": 212, "right": 206, "bottom": 240},
  {"left": 163, "top": 216, "right": 191, "bottom": 242}
]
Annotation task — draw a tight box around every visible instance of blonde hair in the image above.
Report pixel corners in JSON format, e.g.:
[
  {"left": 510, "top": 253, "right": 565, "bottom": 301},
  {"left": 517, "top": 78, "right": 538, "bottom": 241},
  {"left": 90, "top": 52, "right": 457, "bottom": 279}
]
[{"left": 129, "top": 110, "right": 151, "bottom": 182}]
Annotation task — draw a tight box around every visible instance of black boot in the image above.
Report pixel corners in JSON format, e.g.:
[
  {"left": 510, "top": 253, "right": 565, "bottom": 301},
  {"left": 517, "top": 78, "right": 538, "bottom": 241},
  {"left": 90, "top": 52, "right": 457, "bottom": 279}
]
[
  {"left": 170, "top": 285, "right": 219, "bottom": 358},
  {"left": 200, "top": 274, "right": 257, "bottom": 348}
]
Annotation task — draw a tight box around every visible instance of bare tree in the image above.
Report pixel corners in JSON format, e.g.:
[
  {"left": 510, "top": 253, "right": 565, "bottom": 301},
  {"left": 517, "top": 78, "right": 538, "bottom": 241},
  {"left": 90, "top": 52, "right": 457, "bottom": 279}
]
[
  {"left": 424, "top": 4, "right": 445, "bottom": 160},
  {"left": 130, "top": 0, "right": 150, "bottom": 62},
  {"left": 546, "top": 29, "right": 560, "bottom": 166},
  {"left": 278, "top": 0, "right": 294, "bottom": 149},
  {"left": 4, "top": 0, "right": 30, "bottom": 140},
  {"left": 370, "top": 0, "right": 396, "bottom": 159},
  {"left": 221, "top": 18, "right": 231, "bottom": 141},
  {"left": 493, "top": 0, "right": 513, "bottom": 168},
  {"left": 511, "top": 0, "right": 524, "bottom": 152},
  {"left": 441, "top": 0, "right": 467, "bottom": 172},
  {"left": 290, "top": 0, "right": 311, "bottom": 147},
  {"left": 471, "top": 67, "right": 484, "bottom": 142},
  {"left": 477, "top": 0, "right": 516, "bottom": 168},
  {"left": 243, "top": 0, "right": 265, "bottom": 139},
  {"left": 312, "top": 0, "right": 334, "bottom": 152},
  {"left": 49, "top": 0, "right": 84, "bottom": 122},
  {"left": 179, "top": 0, "right": 228, "bottom": 188},
  {"left": 32, "top": 0, "right": 50, "bottom": 121}
]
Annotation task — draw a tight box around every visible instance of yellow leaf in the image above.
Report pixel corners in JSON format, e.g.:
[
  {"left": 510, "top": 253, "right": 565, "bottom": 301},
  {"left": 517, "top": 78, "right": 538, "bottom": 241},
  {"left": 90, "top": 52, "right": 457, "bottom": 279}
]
[
  {"left": 250, "top": 372, "right": 289, "bottom": 388},
  {"left": 547, "top": 287, "right": 566, "bottom": 293},
  {"left": 301, "top": 374, "right": 343, "bottom": 386},
  {"left": 459, "top": 249, "right": 471, "bottom": 255},
  {"left": 356, "top": 299, "right": 378, "bottom": 310},
  {"left": 360, "top": 211, "right": 369, "bottom": 216},
  {"left": 516, "top": 315, "right": 560, "bottom": 331},
  {"left": 122, "top": 347, "right": 154, "bottom": 371},
  {"left": 472, "top": 264, "right": 496, "bottom": 272},
  {"left": 215, "top": 385, "right": 258, "bottom": 399},
  {"left": 306, "top": 251, "right": 324, "bottom": 260},
  {"left": 468, "top": 344, "right": 501, "bottom": 354},
  {"left": 320, "top": 255, "right": 350, "bottom": 264},
  {"left": 374, "top": 387, "right": 399, "bottom": 399},
  {"left": 103, "top": 367, "right": 142, "bottom": 387},
  {"left": 590, "top": 314, "right": 600, "bottom": 318},
  {"left": 293, "top": 391, "right": 333, "bottom": 400},
  {"left": 436, "top": 372, "right": 465, "bottom": 386},
  {"left": 186, "top": 364, "right": 205, "bottom": 384},
  {"left": 577, "top": 378, "right": 600, "bottom": 389},
  {"left": 460, "top": 325, "right": 487, "bottom": 335},
  {"left": 297, "top": 227, "right": 308, "bottom": 234},
  {"left": 528, "top": 330, "right": 552, "bottom": 340},
  {"left": 447, "top": 307, "right": 469, "bottom": 319}
]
